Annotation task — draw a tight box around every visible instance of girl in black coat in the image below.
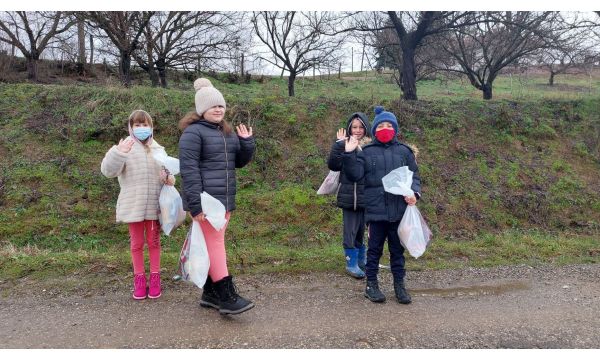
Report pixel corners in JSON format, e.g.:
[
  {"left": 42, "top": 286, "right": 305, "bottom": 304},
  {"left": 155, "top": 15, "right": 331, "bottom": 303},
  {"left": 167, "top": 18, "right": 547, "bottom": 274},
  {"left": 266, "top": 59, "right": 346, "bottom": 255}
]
[
  {"left": 178, "top": 78, "right": 256, "bottom": 315},
  {"left": 327, "top": 112, "right": 371, "bottom": 278},
  {"left": 343, "top": 106, "right": 421, "bottom": 305}
]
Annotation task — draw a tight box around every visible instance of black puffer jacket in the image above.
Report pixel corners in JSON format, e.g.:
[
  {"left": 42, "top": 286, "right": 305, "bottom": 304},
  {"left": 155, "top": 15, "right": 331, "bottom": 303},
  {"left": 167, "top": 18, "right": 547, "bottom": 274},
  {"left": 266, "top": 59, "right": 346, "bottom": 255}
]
[
  {"left": 327, "top": 112, "right": 371, "bottom": 210},
  {"left": 179, "top": 120, "right": 255, "bottom": 216},
  {"left": 342, "top": 138, "right": 421, "bottom": 223}
]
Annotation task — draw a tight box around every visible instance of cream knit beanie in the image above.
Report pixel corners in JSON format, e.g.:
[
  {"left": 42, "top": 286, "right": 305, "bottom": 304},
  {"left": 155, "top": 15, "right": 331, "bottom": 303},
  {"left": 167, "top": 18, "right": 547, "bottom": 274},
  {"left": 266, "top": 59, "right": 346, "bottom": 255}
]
[{"left": 194, "top": 78, "right": 226, "bottom": 116}]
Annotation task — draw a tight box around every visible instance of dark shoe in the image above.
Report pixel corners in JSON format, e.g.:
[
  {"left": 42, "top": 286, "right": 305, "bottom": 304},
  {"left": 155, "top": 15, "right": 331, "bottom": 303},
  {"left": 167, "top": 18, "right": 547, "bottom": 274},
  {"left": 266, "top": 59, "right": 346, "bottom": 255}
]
[
  {"left": 213, "top": 276, "right": 255, "bottom": 315},
  {"left": 200, "top": 276, "right": 219, "bottom": 310},
  {"left": 394, "top": 278, "right": 412, "bottom": 304},
  {"left": 364, "top": 280, "right": 386, "bottom": 303}
]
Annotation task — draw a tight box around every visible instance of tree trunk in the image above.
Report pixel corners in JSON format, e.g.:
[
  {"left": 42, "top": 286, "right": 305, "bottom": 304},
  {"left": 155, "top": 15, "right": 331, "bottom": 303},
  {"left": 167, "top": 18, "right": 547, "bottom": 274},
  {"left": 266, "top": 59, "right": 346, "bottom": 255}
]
[
  {"left": 77, "top": 20, "right": 86, "bottom": 75},
  {"left": 240, "top": 53, "right": 244, "bottom": 77},
  {"left": 27, "top": 50, "right": 39, "bottom": 81},
  {"left": 288, "top": 72, "right": 296, "bottom": 97},
  {"left": 549, "top": 72, "right": 555, "bottom": 86},
  {"left": 157, "top": 58, "right": 167, "bottom": 88},
  {"left": 401, "top": 47, "right": 418, "bottom": 100},
  {"left": 482, "top": 83, "right": 493, "bottom": 100},
  {"left": 120, "top": 50, "right": 132, "bottom": 87},
  {"left": 148, "top": 68, "right": 159, "bottom": 87},
  {"left": 89, "top": 34, "right": 94, "bottom": 66}
]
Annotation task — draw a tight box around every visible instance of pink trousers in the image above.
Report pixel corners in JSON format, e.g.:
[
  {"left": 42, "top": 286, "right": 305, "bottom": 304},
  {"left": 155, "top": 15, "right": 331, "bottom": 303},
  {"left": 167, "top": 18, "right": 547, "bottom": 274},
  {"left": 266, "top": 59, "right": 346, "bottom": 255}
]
[
  {"left": 198, "top": 212, "right": 231, "bottom": 282},
  {"left": 128, "top": 220, "right": 161, "bottom": 274}
]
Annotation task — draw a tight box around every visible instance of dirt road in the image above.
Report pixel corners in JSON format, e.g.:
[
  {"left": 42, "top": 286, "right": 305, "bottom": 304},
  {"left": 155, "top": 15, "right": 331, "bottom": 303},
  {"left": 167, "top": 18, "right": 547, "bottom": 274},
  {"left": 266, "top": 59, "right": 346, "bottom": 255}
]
[{"left": 1, "top": 264, "right": 599, "bottom": 348}]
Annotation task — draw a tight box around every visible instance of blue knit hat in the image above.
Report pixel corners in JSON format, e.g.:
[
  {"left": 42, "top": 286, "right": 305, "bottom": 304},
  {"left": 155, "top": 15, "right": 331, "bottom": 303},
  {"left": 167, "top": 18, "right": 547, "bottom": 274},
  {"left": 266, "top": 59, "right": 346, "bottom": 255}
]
[{"left": 371, "top": 106, "right": 398, "bottom": 137}]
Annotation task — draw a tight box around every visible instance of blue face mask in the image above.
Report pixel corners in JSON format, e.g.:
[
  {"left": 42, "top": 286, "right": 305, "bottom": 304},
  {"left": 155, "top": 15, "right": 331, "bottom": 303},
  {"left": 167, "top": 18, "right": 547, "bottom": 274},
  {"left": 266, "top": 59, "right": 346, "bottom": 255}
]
[{"left": 133, "top": 127, "right": 152, "bottom": 141}]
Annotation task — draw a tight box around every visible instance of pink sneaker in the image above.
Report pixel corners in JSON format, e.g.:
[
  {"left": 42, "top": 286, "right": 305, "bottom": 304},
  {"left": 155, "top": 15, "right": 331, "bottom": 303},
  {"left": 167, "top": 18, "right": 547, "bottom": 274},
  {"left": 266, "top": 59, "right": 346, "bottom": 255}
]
[
  {"left": 133, "top": 273, "right": 147, "bottom": 300},
  {"left": 148, "top": 272, "right": 161, "bottom": 299}
]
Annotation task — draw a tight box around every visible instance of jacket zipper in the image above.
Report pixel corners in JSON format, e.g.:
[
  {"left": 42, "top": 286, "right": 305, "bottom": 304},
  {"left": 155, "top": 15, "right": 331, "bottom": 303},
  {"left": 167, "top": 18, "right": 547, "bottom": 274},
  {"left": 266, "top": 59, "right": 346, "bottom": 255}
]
[
  {"left": 222, "top": 131, "right": 229, "bottom": 209},
  {"left": 353, "top": 182, "right": 357, "bottom": 211}
]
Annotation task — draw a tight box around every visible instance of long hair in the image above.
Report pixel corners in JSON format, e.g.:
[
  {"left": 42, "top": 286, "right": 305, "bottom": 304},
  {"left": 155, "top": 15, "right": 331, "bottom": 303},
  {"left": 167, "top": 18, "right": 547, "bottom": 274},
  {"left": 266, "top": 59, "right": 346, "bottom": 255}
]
[{"left": 178, "top": 111, "right": 233, "bottom": 134}]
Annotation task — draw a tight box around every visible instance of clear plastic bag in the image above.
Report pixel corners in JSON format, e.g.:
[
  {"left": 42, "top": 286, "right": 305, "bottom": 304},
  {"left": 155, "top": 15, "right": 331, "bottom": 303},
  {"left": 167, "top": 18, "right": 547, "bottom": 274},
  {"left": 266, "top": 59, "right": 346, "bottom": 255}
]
[
  {"left": 382, "top": 166, "right": 414, "bottom": 197},
  {"left": 178, "top": 220, "right": 209, "bottom": 288},
  {"left": 317, "top": 170, "right": 340, "bottom": 195},
  {"left": 158, "top": 185, "right": 186, "bottom": 236},
  {"left": 397, "top": 205, "right": 433, "bottom": 259},
  {"left": 152, "top": 149, "right": 180, "bottom": 175},
  {"left": 177, "top": 192, "right": 227, "bottom": 288}
]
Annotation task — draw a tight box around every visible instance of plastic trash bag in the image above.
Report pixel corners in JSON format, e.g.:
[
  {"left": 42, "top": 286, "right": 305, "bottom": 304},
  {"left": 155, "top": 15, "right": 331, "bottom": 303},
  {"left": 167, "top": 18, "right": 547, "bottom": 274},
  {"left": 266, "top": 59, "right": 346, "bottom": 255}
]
[
  {"left": 397, "top": 205, "right": 433, "bottom": 259},
  {"left": 317, "top": 170, "right": 340, "bottom": 195},
  {"left": 158, "top": 185, "right": 186, "bottom": 236},
  {"left": 178, "top": 220, "right": 209, "bottom": 288},
  {"left": 178, "top": 192, "right": 227, "bottom": 288},
  {"left": 382, "top": 166, "right": 414, "bottom": 197},
  {"left": 152, "top": 149, "right": 180, "bottom": 175}
]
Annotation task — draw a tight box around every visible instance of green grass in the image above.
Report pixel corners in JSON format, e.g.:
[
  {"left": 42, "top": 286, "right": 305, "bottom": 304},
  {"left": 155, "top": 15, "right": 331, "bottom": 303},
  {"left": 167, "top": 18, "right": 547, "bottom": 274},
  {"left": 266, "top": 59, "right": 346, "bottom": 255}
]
[{"left": 1, "top": 71, "right": 600, "bottom": 282}]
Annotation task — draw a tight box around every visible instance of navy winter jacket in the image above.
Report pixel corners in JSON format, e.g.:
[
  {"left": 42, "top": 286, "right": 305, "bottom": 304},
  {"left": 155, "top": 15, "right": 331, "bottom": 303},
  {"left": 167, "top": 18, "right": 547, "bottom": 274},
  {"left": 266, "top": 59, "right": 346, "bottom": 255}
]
[
  {"left": 342, "top": 138, "right": 421, "bottom": 223},
  {"left": 327, "top": 112, "right": 371, "bottom": 210},
  {"left": 179, "top": 120, "right": 255, "bottom": 216}
]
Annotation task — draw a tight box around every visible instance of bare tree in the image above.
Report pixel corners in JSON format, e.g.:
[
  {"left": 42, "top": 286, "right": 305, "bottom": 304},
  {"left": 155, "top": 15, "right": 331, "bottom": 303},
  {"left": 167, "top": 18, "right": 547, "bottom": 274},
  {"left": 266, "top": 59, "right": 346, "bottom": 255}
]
[
  {"left": 384, "top": 11, "right": 482, "bottom": 100},
  {"left": 0, "top": 11, "right": 75, "bottom": 81},
  {"left": 252, "top": 11, "right": 347, "bottom": 96},
  {"left": 436, "top": 11, "right": 557, "bottom": 99},
  {"left": 82, "top": 11, "right": 154, "bottom": 87},
  {"left": 133, "top": 11, "right": 235, "bottom": 88}
]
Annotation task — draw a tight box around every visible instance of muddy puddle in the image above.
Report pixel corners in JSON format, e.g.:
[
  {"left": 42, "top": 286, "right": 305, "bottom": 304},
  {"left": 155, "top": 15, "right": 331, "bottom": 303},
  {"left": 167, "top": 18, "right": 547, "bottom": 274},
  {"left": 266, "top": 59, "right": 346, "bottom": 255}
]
[{"left": 413, "top": 281, "right": 530, "bottom": 297}]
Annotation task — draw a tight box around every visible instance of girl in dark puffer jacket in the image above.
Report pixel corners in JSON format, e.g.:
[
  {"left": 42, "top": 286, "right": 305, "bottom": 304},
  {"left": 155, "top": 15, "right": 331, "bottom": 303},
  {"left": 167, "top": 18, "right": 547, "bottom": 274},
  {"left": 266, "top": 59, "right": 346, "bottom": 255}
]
[
  {"left": 327, "top": 112, "right": 371, "bottom": 278},
  {"left": 178, "top": 78, "right": 255, "bottom": 315}
]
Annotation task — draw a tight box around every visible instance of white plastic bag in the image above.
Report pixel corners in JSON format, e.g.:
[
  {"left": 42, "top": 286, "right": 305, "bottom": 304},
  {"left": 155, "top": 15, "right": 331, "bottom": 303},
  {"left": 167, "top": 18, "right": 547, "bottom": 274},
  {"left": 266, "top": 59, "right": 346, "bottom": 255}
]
[
  {"left": 382, "top": 166, "right": 414, "bottom": 197},
  {"left": 152, "top": 149, "right": 180, "bottom": 175},
  {"left": 178, "top": 192, "right": 227, "bottom": 288},
  {"left": 179, "top": 220, "right": 209, "bottom": 288},
  {"left": 158, "top": 185, "right": 186, "bottom": 236},
  {"left": 317, "top": 170, "right": 340, "bottom": 195},
  {"left": 398, "top": 205, "right": 433, "bottom": 258}
]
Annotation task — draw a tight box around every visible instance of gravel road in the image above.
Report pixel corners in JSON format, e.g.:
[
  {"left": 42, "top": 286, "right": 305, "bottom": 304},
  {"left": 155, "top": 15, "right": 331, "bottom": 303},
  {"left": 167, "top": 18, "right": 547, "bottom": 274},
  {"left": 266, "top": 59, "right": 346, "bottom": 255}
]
[{"left": 1, "top": 264, "right": 599, "bottom": 348}]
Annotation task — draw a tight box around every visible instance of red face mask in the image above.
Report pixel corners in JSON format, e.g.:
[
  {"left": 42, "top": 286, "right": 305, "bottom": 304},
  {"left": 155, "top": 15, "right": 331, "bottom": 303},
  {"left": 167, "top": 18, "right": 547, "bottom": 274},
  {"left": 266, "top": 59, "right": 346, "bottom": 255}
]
[{"left": 375, "top": 128, "right": 395, "bottom": 143}]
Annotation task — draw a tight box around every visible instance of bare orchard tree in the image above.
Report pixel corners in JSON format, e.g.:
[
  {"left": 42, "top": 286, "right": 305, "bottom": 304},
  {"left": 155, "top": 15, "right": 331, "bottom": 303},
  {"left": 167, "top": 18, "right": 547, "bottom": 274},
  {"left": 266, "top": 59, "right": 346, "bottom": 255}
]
[
  {"left": 82, "top": 11, "right": 154, "bottom": 87},
  {"left": 535, "top": 14, "right": 598, "bottom": 86},
  {"left": 436, "top": 11, "right": 557, "bottom": 99},
  {"left": 0, "top": 11, "right": 75, "bottom": 81},
  {"left": 134, "top": 11, "right": 235, "bottom": 88},
  {"left": 252, "top": 11, "right": 347, "bottom": 96},
  {"left": 385, "top": 11, "right": 474, "bottom": 100}
]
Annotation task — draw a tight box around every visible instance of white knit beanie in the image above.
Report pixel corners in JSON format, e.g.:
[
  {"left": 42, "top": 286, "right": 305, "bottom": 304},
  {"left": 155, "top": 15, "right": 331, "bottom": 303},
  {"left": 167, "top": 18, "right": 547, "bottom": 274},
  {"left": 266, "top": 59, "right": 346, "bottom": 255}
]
[{"left": 194, "top": 78, "right": 226, "bottom": 116}]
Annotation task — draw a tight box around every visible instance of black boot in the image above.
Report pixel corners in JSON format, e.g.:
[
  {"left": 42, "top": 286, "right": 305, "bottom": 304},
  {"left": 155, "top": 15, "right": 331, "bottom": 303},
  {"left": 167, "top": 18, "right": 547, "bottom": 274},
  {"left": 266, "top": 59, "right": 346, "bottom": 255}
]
[
  {"left": 393, "top": 278, "right": 412, "bottom": 304},
  {"left": 364, "top": 280, "right": 386, "bottom": 303},
  {"left": 200, "top": 276, "right": 219, "bottom": 310},
  {"left": 213, "top": 275, "right": 255, "bottom": 315}
]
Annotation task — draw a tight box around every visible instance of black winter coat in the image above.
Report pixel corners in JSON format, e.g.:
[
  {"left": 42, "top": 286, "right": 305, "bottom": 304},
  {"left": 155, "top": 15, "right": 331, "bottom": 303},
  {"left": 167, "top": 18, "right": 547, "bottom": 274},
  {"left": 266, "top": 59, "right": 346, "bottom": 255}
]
[
  {"left": 342, "top": 138, "right": 421, "bottom": 223},
  {"left": 179, "top": 120, "right": 255, "bottom": 216},
  {"left": 327, "top": 112, "right": 371, "bottom": 210}
]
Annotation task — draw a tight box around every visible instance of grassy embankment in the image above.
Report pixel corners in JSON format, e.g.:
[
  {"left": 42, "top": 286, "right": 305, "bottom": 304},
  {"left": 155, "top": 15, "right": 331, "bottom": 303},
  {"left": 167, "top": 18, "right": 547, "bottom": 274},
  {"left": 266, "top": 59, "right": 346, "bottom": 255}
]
[{"left": 1, "top": 71, "right": 599, "bottom": 283}]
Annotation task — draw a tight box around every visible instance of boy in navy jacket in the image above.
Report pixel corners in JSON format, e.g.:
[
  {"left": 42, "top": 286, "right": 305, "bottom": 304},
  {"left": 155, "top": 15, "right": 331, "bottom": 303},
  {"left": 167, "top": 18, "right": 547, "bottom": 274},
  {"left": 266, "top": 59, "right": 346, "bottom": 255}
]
[{"left": 343, "top": 106, "right": 421, "bottom": 304}]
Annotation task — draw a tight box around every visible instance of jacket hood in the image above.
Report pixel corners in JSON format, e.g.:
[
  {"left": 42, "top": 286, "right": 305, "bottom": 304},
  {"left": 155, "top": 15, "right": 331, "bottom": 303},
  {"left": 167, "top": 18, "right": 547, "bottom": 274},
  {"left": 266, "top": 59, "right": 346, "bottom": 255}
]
[{"left": 346, "top": 112, "right": 371, "bottom": 139}]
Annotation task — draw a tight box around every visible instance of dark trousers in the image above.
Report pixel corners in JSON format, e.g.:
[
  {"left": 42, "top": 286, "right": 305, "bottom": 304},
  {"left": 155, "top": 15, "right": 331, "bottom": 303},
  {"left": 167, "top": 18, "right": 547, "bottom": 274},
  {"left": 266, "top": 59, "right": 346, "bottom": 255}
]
[
  {"left": 342, "top": 208, "right": 365, "bottom": 249},
  {"left": 366, "top": 220, "right": 406, "bottom": 282}
]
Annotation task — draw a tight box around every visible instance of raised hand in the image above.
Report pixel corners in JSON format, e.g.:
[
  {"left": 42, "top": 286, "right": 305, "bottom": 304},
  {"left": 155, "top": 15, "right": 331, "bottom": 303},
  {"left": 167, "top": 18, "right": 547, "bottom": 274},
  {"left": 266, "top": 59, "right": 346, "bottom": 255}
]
[
  {"left": 117, "top": 138, "right": 134, "bottom": 153},
  {"left": 236, "top": 124, "right": 253, "bottom": 139},
  {"left": 345, "top": 135, "right": 359, "bottom": 152},
  {"left": 336, "top": 128, "right": 347, "bottom": 141}
]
